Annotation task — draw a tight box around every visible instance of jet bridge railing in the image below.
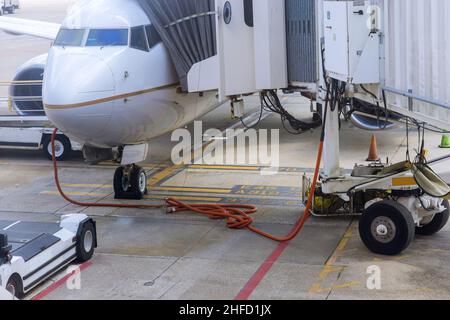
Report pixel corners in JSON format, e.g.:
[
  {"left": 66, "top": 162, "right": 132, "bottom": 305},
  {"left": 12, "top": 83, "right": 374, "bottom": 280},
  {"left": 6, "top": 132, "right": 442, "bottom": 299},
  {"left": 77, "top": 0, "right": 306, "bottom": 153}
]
[{"left": 381, "top": 86, "right": 450, "bottom": 131}]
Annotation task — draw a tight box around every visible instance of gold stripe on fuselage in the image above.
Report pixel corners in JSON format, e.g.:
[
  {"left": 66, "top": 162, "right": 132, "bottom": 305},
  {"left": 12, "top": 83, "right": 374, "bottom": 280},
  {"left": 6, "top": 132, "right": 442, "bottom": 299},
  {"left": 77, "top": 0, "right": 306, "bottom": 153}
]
[{"left": 44, "top": 83, "right": 179, "bottom": 110}]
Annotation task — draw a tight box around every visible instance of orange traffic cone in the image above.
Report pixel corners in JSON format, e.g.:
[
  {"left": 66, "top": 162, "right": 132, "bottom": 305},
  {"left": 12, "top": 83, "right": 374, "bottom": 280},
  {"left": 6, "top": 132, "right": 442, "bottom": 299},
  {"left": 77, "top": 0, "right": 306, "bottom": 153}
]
[{"left": 367, "top": 134, "right": 380, "bottom": 162}]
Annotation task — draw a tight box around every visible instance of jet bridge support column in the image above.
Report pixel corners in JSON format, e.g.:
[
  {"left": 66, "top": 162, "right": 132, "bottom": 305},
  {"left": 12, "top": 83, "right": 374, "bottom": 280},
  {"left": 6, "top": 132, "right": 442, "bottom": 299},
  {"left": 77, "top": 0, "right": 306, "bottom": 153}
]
[{"left": 322, "top": 105, "right": 341, "bottom": 179}]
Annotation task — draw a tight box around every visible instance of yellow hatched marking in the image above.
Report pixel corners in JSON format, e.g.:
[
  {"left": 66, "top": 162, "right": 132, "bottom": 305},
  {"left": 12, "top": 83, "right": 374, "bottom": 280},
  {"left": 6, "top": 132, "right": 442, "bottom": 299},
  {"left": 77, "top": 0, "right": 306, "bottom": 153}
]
[
  {"left": 151, "top": 186, "right": 231, "bottom": 194},
  {"left": 188, "top": 165, "right": 260, "bottom": 171},
  {"left": 62, "top": 183, "right": 231, "bottom": 194},
  {"left": 145, "top": 195, "right": 222, "bottom": 202},
  {"left": 148, "top": 165, "right": 183, "bottom": 187}
]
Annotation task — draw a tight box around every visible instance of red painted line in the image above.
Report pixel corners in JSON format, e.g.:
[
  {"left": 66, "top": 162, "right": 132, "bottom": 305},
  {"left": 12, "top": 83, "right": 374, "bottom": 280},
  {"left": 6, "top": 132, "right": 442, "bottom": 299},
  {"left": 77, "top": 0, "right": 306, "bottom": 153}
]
[
  {"left": 31, "top": 261, "right": 93, "bottom": 300},
  {"left": 234, "top": 241, "right": 289, "bottom": 300}
]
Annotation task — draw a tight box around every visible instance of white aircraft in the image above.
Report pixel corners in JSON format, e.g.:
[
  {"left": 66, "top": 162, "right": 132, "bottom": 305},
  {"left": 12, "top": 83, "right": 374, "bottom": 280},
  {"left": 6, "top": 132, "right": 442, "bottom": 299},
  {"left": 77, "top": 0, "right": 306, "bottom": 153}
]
[{"left": 0, "top": 0, "right": 221, "bottom": 199}]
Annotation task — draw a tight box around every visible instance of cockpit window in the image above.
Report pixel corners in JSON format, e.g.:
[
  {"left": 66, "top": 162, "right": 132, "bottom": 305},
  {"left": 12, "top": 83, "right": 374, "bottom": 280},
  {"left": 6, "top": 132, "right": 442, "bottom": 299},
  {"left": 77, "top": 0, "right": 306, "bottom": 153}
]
[
  {"left": 145, "top": 25, "right": 162, "bottom": 49},
  {"left": 86, "top": 29, "right": 129, "bottom": 47},
  {"left": 130, "top": 26, "right": 149, "bottom": 52},
  {"left": 54, "top": 29, "right": 85, "bottom": 47}
]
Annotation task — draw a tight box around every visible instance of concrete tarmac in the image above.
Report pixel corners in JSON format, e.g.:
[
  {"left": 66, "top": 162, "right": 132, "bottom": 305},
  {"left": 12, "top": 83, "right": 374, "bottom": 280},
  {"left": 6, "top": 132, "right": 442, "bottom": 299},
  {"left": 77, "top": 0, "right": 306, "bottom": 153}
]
[{"left": 0, "top": 0, "right": 450, "bottom": 300}]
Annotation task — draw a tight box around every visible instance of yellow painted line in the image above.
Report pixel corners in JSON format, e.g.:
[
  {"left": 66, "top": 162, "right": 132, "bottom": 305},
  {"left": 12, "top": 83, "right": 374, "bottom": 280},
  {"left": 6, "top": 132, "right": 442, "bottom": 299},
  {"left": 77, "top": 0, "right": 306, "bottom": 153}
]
[
  {"left": 308, "top": 281, "right": 360, "bottom": 294},
  {"left": 42, "top": 191, "right": 221, "bottom": 202},
  {"left": 319, "top": 265, "right": 344, "bottom": 280},
  {"left": 152, "top": 186, "right": 231, "bottom": 194},
  {"left": 145, "top": 195, "right": 222, "bottom": 202},
  {"left": 41, "top": 191, "right": 110, "bottom": 197},
  {"left": 61, "top": 183, "right": 231, "bottom": 194},
  {"left": 325, "top": 223, "right": 354, "bottom": 266},
  {"left": 62, "top": 183, "right": 110, "bottom": 189},
  {"left": 188, "top": 165, "right": 260, "bottom": 171},
  {"left": 309, "top": 221, "right": 356, "bottom": 295},
  {"left": 148, "top": 165, "right": 183, "bottom": 187},
  {"left": 96, "top": 162, "right": 163, "bottom": 170},
  {"left": 392, "top": 177, "right": 416, "bottom": 187}
]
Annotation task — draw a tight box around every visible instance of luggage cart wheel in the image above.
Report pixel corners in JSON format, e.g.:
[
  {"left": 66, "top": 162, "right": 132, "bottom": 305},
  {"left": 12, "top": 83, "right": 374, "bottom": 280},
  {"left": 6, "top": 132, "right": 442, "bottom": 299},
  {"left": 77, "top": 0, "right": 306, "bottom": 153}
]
[
  {"left": 43, "top": 134, "right": 72, "bottom": 161},
  {"left": 416, "top": 200, "right": 450, "bottom": 236},
  {"left": 6, "top": 274, "right": 24, "bottom": 299},
  {"left": 76, "top": 221, "right": 96, "bottom": 262},
  {"left": 359, "top": 200, "right": 415, "bottom": 256}
]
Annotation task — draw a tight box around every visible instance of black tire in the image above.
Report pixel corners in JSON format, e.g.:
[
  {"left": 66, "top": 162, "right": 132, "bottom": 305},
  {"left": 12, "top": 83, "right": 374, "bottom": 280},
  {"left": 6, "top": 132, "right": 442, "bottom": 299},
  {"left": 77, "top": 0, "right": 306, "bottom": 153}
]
[
  {"left": 6, "top": 274, "right": 24, "bottom": 299},
  {"left": 416, "top": 200, "right": 450, "bottom": 236},
  {"left": 43, "top": 134, "right": 72, "bottom": 161},
  {"left": 359, "top": 200, "right": 415, "bottom": 256},
  {"left": 113, "top": 166, "right": 129, "bottom": 199},
  {"left": 76, "top": 221, "right": 96, "bottom": 262},
  {"left": 130, "top": 166, "right": 147, "bottom": 199}
]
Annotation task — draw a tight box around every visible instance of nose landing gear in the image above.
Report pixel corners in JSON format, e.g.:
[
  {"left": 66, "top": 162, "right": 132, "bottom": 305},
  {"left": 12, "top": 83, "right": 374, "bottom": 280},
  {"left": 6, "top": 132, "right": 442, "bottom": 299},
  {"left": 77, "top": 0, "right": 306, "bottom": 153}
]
[{"left": 113, "top": 165, "right": 148, "bottom": 200}]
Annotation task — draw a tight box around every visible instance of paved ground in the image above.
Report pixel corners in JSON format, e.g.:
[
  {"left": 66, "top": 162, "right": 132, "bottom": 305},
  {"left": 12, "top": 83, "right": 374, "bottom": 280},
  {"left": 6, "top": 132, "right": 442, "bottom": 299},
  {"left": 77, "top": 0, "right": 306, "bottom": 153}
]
[{"left": 0, "top": 0, "right": 450, "bottom": 300}]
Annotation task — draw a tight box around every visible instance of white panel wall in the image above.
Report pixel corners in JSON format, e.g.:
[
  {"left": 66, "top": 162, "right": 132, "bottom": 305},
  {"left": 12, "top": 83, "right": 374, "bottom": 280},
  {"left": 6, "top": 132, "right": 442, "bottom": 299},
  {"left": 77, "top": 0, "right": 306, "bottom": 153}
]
[
  {"left": 383, "top": 0, "right": 450, "bottom": 128},
  {"left": 216, "top": 0, "right": 256, "bottom": 98},
  {"left": 253, "top": 0, "right": 288, "bottom": 90},
  {"left": 216, "top": 0, "right": 287, "bottom": 99}
]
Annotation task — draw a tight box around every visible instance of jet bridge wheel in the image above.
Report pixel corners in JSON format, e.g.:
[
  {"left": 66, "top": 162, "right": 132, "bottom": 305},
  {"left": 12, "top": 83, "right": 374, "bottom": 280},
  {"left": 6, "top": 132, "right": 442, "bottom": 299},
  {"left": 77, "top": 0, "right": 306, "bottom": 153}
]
[
  {"left": 416, "top": 200, "right": 450, "bottom": 236},
  {"left": 359, "top": 200, "right": 415, "bottom": 256}
]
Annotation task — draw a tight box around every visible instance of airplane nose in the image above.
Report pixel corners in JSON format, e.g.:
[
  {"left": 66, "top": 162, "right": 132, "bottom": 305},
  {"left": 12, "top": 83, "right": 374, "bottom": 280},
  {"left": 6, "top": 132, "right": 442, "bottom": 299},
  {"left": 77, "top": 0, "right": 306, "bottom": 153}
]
[{"left": 43, "top": 53, "right": 115, "bottom": 146}]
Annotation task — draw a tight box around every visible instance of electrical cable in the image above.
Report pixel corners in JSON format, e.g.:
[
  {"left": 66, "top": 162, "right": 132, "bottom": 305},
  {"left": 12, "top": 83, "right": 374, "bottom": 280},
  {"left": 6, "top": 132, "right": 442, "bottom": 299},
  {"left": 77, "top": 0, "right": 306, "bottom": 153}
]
[
  {"left": 51, "top": 128, "right": 166, "bottom": 210},
  {"left": 260, "top": 90, "right": 321, "bottom": 135},
  {"left": 51, "top": 94, "right": 329, "bottom": 242},
  {"left": 239, "top": 101, "right": 264, "bottom": 130}
]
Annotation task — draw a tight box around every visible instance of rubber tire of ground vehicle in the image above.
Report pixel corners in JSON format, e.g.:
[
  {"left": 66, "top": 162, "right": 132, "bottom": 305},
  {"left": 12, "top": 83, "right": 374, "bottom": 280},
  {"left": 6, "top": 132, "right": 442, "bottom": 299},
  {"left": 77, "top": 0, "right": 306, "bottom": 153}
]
[
  {"left": 6, "top": 274, "right": 24, "bottom": 299},
  {"left": 416, "top": 200, "right": 450, "bottom": 236},
  {"left": 43, "top": 134, "right": 72, "bottom": 161},
  {"left": 130, "top": 166, "right": 147, "bottom": 199},
  {"left": 359, "top": 200, "right": 415, "bottom": 256},
  {"left": 76, "top": 221, "right": 96, "bottom": 263}
]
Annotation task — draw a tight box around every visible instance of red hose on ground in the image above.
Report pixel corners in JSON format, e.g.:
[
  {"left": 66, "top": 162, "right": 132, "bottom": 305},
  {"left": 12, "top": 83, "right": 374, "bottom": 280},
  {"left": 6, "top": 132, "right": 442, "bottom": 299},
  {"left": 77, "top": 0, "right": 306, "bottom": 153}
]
[
  {"left": 51, "top": 128, "right": 165, "bottom": 210},
  {"left": 51, "top": 128, "right": 323, "bottom": 242}
]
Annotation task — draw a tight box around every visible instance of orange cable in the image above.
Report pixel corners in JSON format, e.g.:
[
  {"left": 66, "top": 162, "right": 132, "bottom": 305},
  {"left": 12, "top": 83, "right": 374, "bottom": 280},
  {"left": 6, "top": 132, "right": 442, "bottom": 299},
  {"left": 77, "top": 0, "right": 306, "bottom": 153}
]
[{"left": 51, "top": 128, "right": 323, "bottom": 242}]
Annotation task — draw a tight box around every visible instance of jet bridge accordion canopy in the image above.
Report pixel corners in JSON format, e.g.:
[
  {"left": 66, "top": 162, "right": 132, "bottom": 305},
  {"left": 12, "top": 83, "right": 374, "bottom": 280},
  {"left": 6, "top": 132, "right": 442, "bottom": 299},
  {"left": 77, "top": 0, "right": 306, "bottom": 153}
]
[{"left": 138, "top": 0, "right": 217, "bottom": 91}]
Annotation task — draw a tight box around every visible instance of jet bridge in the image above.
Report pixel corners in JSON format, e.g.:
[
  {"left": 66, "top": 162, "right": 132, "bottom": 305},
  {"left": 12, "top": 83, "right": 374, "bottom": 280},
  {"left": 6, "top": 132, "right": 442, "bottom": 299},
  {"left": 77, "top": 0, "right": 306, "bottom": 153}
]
[
  {"left": 138, "top": 0, "right": 319, "bottom": 99},
  {"left": 139, "top": 0, "right": 449, "bottom": 130}
]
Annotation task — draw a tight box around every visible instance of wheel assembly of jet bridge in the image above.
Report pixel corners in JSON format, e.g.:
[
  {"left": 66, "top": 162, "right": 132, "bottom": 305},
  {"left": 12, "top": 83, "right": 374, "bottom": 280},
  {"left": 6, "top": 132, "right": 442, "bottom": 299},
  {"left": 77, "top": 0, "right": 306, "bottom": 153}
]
[{"left": 1, "top": 0, "right": 449, "bottom": 257}]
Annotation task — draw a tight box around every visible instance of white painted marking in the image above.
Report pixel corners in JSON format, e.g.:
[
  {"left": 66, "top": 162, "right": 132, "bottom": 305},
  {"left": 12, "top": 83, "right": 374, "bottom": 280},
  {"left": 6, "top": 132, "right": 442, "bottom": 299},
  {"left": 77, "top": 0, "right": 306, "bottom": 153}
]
[{"left": 3, "top": 221, "right": 21, "bottom": 231}]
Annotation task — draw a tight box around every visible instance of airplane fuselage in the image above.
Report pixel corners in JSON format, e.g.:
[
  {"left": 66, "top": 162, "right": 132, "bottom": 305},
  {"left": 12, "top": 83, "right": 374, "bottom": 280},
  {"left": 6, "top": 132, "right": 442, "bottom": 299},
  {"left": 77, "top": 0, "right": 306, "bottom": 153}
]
[{"left": 43, "top": 0, "right": 219, "bottom": 149}]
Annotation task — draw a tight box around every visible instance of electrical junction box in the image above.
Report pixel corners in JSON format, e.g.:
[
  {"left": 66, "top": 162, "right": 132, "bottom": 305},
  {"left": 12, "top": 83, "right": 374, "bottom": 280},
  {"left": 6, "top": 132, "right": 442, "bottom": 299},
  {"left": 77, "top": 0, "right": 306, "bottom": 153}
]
[{"left": 323, "top": 0, "right": 380, "bottom": 84}]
